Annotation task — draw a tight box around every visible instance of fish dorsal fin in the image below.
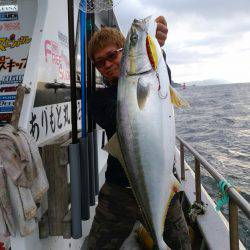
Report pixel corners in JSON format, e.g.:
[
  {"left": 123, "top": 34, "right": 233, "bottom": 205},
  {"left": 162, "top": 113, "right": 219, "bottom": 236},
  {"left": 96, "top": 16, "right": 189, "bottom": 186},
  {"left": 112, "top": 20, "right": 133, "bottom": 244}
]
[
  {"left": 169, "top": 85, "right": 189, "bottom": 108},
  {"left": 103, "top": 133, "right": 126, "bottom": 168}
]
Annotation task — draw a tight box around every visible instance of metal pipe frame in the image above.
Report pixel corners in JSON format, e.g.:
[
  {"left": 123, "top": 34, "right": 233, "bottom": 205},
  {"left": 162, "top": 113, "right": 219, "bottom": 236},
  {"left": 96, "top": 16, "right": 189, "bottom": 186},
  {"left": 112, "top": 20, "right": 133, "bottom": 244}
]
[
  {"left": 176, "top": 135, "right": 250, "bottom": 219},
  {"left": 229, "top": 198, "right": 239, "bottom": 250},
  {"left": 176, "top": 135, "right": 250, "bottom": 249}
]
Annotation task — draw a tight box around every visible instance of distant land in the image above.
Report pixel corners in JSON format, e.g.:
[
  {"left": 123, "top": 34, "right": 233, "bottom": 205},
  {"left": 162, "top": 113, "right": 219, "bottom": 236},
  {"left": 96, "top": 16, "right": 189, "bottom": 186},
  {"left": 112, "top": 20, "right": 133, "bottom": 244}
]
[
  {"left": 172, "top": 78, "right": 247, "bottom": 87},
  {"left": 172, "top": 79, "right": 250, "bottom": 87},
  {"left": 187, "top": 79, "right": 231, "bottom": 86}
]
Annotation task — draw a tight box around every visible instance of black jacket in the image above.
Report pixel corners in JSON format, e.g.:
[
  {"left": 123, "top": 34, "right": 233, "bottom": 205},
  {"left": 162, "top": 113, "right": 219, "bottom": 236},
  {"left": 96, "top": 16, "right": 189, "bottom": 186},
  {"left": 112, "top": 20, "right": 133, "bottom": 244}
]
[{"left": 89, "top": 84, "right": 129, "bottom": 186}]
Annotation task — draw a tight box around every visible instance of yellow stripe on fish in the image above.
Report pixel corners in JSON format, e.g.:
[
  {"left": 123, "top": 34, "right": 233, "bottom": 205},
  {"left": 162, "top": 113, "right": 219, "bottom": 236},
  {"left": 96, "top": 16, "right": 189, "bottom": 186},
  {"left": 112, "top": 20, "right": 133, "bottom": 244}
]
[
  {"left": 146, "top": 35, "right": 158, "bottom": 71},
  {"left": 130, "top": 47, "right": 136, "bottom": 74}
]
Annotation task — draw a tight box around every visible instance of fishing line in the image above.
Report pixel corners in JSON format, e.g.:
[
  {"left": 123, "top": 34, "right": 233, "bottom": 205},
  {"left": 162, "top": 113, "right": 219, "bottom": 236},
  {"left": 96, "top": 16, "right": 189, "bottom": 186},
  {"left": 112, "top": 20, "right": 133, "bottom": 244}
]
[{"left": 156, "top": 70, "right": 168, "bottom": 99}]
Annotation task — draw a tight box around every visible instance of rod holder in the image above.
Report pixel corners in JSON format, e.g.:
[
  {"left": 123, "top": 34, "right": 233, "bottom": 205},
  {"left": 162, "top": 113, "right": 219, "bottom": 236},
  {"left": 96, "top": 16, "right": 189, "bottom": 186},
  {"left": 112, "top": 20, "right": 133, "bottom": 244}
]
[
  {"left": 79, "top": 138, "right": 90, "bottom": 220},
  {"left": 69, "top": 143, "right": 82, "bottom": 238},
  {"left": 93, "top": 129, "right": 99, "bottom": 195},
  {"left": 88, "top": 132, "right": 96, "bottom": 206}
]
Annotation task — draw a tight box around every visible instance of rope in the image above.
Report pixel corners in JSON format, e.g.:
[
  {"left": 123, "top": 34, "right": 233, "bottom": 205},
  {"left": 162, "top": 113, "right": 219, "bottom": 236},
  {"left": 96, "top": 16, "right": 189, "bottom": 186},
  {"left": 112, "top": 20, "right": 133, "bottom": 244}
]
[
  {"left": 189, "top": 201, "right": 206, "bottom": 223},
  {"left": 215, "top": 180, "right": 232, "bottom": 211}
]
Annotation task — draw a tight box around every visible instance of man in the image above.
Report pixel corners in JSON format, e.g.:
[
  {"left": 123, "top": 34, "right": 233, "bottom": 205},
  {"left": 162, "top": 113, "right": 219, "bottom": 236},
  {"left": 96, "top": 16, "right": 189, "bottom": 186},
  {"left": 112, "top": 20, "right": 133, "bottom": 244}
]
[{"left": 87, "top": 16, "right": 191, "bottom": 249}]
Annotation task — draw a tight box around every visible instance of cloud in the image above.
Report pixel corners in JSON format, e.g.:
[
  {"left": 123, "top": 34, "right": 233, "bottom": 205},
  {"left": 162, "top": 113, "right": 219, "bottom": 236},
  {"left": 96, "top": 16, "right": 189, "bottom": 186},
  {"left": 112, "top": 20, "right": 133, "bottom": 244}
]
[
  {"left": 166, "top": 47, "right": 221, "bottom": 65},
  {"left": 114, "top": 0, "right": 154, "bottom": 34},
  {"left": 141, "top": 0, "right": 250, "bottom": 19},
  {"left": 114, "top": 0, "right": 250, "bottom": 82}
]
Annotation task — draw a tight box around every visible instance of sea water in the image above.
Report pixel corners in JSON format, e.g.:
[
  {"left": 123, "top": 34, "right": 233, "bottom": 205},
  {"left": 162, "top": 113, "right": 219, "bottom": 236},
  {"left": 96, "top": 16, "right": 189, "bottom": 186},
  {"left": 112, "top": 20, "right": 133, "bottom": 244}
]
[{"left": 175, "top": 82, "right": 250, "bottom": 247}]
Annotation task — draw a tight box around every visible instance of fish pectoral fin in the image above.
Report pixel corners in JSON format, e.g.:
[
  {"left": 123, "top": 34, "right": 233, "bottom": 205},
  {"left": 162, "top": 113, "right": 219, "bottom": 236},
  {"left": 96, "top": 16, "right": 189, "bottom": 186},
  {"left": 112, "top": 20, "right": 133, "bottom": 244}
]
[
  {"left": 103, "top": 133, "right": 126, "bottom": 168},
  {"left": 169, "top": 85, "right": 189, "bottom": 108},
  {"left": 137, "top": 78, "right": 150, "bottom": 110}
]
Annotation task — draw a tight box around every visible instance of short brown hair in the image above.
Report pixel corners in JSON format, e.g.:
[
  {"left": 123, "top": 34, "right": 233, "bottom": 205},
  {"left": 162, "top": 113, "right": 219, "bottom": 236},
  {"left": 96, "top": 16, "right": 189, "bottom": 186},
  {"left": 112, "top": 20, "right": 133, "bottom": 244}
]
[{"left": 88, "top": 27, "right": 125, "bottom": 60}]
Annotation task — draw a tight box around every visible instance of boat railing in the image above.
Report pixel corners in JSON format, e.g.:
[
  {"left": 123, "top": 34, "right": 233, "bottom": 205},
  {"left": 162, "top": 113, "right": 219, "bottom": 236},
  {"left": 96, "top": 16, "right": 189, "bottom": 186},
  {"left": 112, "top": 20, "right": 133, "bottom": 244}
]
[{"left": 176, "top": 135, "right": 250, "bottom": 250}]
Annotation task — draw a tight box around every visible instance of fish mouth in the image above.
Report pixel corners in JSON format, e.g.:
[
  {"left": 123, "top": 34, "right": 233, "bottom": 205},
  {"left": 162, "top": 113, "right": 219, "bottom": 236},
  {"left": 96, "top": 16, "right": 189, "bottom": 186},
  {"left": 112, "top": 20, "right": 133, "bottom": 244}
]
[{"left": 132, "top": 16, "right": 151, "bottom": 31}]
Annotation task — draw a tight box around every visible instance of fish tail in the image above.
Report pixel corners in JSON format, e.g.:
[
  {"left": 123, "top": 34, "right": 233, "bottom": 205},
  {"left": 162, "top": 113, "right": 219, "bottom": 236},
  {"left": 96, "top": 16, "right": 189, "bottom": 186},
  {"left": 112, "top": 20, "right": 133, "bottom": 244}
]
[{"left": 169, "top": 85, "right": 189, "bottom": 108}]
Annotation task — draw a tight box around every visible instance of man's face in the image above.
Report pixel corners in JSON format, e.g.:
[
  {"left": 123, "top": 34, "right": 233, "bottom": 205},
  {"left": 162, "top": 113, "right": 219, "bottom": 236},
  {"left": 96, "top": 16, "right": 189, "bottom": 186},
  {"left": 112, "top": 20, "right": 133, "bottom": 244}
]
[{"left": 93, "top": 45, "right": 123, "bottom": 83}]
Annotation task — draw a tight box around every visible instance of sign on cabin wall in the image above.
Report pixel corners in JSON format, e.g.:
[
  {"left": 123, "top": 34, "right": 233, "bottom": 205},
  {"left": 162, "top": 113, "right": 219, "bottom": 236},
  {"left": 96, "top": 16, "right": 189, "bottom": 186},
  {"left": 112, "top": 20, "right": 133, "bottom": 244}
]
[
  {"left": 28, "top": 100, "right": 82, "bottom": 145},
  {"left": 37, "top": 0, "right": 73, "bottom": 85},
  {"left": 0, "top": 0, "right": 37, "bottom": 125},
  {"left": 29, "top": 0, "right": 81, "bottom": 144},
  {"left": 0, "top": 0, "right": 82, "bottom": 144}
]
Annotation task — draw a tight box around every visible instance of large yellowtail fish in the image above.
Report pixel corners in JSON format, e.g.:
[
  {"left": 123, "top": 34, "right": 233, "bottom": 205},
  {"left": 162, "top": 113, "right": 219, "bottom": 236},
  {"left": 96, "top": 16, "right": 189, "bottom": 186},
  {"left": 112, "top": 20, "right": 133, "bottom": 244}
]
[{"left": 105, "top": 16, "right": 186, "bottom": 249}]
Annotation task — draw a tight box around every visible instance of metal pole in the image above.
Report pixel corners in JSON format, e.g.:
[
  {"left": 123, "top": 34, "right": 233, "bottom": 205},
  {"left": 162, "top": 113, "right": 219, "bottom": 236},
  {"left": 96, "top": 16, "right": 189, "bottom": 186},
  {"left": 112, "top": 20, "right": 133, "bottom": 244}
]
[
  {"left": 176, "top": 135, "right": 250, "bottom": 219},
  {"left": 195, "top": 158, "right": 201, "bottom": 203},
  {"left": 180, "top": 142, "right": 185, "bottom": 180},
  {"left": 11, "top": 86, "right": 27, "bottom": 129},
  {"left": 229, "top": 198, "right": 239, "bottom": 250}
]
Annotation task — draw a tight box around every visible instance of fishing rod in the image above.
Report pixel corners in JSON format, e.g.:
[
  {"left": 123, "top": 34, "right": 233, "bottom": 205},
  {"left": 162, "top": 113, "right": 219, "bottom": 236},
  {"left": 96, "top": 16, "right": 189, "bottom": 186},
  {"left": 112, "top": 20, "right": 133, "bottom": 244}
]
[
  {"left": 89, "top": 12, "right": 99, "bottom": 196},
  {"left": 79, "top": 0, "right": 90, "bottom": 220},
  {"left": 67, "top": 0, "right": 82, "bottom": 238},
  {"left": 86, "top": 11, "right": 97, "bottom": 206}
]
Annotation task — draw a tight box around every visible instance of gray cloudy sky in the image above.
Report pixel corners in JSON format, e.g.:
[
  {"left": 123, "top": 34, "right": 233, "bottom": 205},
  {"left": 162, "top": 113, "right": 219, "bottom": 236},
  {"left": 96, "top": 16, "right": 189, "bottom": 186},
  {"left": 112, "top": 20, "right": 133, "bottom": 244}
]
[{"left": 113, "top": 0, "right": 250, "bottom": 83}]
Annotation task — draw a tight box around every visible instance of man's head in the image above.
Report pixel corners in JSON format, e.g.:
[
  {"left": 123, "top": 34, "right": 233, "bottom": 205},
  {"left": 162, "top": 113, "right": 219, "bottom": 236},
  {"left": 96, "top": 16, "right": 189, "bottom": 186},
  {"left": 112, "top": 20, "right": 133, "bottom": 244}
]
[{"left": 88, "top": 27, "right": 125, "bottom": 82}]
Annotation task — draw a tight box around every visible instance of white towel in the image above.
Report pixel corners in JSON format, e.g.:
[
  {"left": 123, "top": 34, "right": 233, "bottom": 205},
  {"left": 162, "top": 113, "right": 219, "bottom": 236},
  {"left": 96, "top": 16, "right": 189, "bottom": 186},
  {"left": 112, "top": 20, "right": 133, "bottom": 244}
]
[
  {"left": 0, "top": 124, "right": 49, "bottom": 237},
  {"left": 0, "top": 168, "right": 15, "bottom": 236}
]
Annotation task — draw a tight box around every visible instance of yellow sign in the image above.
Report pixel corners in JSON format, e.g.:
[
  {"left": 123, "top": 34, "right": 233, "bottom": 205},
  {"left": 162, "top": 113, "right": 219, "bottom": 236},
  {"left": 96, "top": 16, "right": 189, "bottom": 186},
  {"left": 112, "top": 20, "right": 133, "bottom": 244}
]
[{"left": 0, "top": 35, "right": 32, "bottom": 51}]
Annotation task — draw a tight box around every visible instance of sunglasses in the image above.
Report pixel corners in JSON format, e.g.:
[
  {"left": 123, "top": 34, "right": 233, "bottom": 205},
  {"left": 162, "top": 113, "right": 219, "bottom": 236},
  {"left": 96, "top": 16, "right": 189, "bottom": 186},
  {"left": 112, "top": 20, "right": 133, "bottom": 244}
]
[{"left": 94, "top": 48, "right": 123, "bottom": 68}]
